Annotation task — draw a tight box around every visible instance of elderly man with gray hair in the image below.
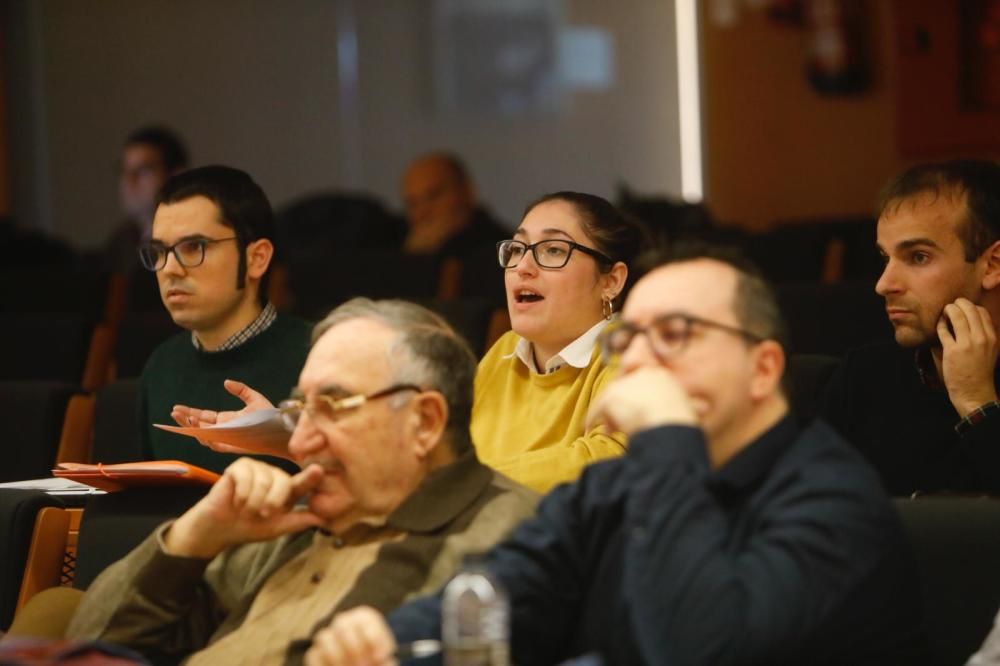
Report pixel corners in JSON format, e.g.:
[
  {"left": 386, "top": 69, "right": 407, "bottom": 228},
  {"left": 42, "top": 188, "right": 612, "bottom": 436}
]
[{"left": 65, "top": 299, "right": 537, "bottom": 665}]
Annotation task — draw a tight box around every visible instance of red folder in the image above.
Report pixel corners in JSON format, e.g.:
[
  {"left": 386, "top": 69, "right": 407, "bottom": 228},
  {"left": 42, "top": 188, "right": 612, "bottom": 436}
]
[{"left": 53, "top": 461, "right": 220, "bottom": 493}]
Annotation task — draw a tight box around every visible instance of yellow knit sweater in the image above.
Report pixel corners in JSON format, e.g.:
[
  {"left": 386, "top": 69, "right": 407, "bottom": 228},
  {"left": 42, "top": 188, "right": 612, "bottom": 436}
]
[{"left": 471, "top": 331, "right": 627, "bottom": 493}]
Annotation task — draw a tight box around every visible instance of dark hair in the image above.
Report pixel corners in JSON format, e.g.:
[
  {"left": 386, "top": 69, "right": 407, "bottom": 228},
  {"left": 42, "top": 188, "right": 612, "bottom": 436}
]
[
  {"left": 124, "top": 126, "right": 189, "bottom": 173},
  {"left": 158, "top": 165, "right": 274, "bottom": 305},
  {"left": 524, "top": 191, "right": 646, "bottom": 307},
  {"left": 878, "top": 159, "right": 1000, "bottom": 261},
  {"left": 313, "top": 298, "right": 478, "bottom": 456},
  {"left": 634, "top": 241, "right": 789, "bottom": 393}
]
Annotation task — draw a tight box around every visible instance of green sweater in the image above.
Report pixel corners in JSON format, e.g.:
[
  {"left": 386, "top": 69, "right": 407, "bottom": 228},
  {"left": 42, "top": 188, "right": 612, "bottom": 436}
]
[{"left": 138, "top": 314, "right": 312, "bottom": 474}]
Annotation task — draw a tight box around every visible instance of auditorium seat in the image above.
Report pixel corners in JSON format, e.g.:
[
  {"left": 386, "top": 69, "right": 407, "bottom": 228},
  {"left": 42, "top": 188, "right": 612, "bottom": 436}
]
[
  {"left": 0, "top": 381, "right": 84, "bottom": 483},
  {"left": 91, "top": 379, "right": 142, "bottom": 464},
  {"left": 73, "top": 486, "right": 209, "bottom": 590},
  {"left": 14, "top": 507, "right": 82, "bottom": 617},
  {"left": 895, "top": 497, "right": 1000, "bottom": 666},
  {"left": 0, "top": 264, "right": 112, "bottom": 322},
  {"left": 0, "top": 490, "right": 66, "bottom": 630},
  {"left": 786, "top": 353, "right": 840, "bottom": 423},
  {"left": 287, "top": 251, "right": 446, "bottom": 320},
  {"left": 447, "top": 245, "right": 508, "bottom": 308},
  {"left": 742, "top": 224, "right": 835, "bottom": 284},
  {"left": 275, "top": 192, "right": 406, "bottom": 262},
  {"left": 421, "top": 298, "right": 498, "bottom": 357},
  {"left": 776, "top": 281, "right": 892, "bottom": 356},
  {"left": 0, "top": 314, "right": 97, "bottom": 386}
]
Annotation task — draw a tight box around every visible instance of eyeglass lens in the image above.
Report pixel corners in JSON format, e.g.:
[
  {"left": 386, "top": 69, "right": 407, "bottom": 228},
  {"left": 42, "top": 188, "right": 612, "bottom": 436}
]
[
  {"left": 499, "top": 240, "right": 573, "bottom": 268},
  {"left": 604, "top": 318, "right": 691, "bottom": 359},
  {"left": 139, "top": 239, "right": 207, "bottom": 271}
]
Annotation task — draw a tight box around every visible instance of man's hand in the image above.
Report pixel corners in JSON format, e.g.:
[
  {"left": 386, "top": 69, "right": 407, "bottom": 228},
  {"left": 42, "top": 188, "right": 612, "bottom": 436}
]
[
  {"left": 306, "top": 606, "right": 398, "bottom": 666},
  {"left": 164, "top": 458, "right": 326, "bottom": 559},
  {"left": 936, "top": 298, "right": 1000, "bottom": 417},
  {"left": 586, "top": 366, "right": 698, "bottom": 436},
  {"left": 171, "top": 379, "right": 290, "bottom": 458}
]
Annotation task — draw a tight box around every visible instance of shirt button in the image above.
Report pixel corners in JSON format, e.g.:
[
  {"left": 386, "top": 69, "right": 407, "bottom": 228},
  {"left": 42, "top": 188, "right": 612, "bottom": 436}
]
[
  {"left": 332, "top": 536, "right": 345, "bottom": 548},
  {"left": 310, "top": 572, "right": 323, "bottom": 584}
]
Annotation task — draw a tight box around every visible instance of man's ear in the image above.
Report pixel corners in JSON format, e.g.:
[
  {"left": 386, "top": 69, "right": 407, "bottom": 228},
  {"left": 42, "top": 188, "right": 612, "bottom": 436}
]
[
  {"left": 749, "top": 340, "right": 785, "bottom": 401},
  {"left": 981, "top": 240, "right": 1000, "bottom": 290},
  {"left": 246, "top": 238, "right": 274, "bottom": 280},
  {"left": 410, "top": 391, "right": 448, "bottom": 459}
]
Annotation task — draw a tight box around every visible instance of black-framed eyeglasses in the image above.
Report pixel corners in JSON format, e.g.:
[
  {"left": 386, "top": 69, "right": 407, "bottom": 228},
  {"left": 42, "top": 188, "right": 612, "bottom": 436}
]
[
  {"left": 599, "top": 313, "right": 764, "bottom": 363},
  {"left": 277, "top": 383, "right": 423, "bottom": 431},
  {"left": 137, "top": 236, "right": 239, "bottom": 272},
  {"left": 497, "top": 239, "right": 614, "bottom": 269}
]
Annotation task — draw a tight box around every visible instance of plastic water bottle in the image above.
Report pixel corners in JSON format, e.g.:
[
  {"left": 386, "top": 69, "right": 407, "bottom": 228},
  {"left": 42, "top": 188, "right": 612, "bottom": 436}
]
[{"left": 441, "top": 555, "right": 510, "bottom": 666}]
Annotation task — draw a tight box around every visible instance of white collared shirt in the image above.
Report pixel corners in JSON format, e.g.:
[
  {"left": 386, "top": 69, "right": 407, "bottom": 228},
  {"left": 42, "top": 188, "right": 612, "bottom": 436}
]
[{"left": 504, "top": 318, "right": 611, "bottom": 374}]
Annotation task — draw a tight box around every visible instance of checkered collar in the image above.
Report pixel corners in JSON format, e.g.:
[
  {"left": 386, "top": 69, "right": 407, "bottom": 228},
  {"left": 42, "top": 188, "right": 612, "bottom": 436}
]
[{"left": 192, "top": 302, "right": 277, "bottom": 352}]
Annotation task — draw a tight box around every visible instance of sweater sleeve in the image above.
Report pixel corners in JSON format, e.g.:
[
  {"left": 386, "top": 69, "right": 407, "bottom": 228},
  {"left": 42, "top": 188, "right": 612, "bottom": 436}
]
[
  {"left": 483, "top": 426, "right": 626, "bottom": 494},
  {"left": 137, "top": 370, "right": 154, "bottom": 461},
  {"left": 67, "top": 521, "right": 298, "bottom": 659},
  {"left": 66, "top": 522, "right": 223, "bottom": 657},
  {"left": 957, "top": 406, "right": 1000, "bottom": 490}
]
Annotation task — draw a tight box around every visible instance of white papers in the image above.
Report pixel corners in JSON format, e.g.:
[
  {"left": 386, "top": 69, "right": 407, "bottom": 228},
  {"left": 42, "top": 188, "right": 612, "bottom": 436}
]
[
  {"left": 0, "top": 477, "right": 106, "bottom": 495},
  {"left": 153, "top": 407, "right": 292, "bottom": 457}
]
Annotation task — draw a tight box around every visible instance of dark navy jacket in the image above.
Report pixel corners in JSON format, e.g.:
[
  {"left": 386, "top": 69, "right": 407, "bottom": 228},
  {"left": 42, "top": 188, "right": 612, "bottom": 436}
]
[{"left": 389, "top": 416, "right": 925, "bottom": 665}]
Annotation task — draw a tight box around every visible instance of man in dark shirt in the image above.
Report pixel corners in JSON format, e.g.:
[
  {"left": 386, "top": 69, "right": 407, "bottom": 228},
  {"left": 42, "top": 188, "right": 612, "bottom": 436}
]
[
  {"left": 304, "top": 247, "right": 923, "bottom": 666},
  {"left": 399, "top": 152, "right": 507, "bottom": 257},
  {"left": 822, "top": 160, "right": 1000, "bottom": 495},
  {"left": 399, "top": 152, "right": 508, "bottom": 305}
]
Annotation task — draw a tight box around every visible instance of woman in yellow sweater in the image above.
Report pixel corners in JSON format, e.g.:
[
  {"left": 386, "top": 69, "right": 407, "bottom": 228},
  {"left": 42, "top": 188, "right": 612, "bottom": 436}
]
[
  {"left": 472, "top": 191, "right": 643, "bottom": 492},
  {"left": 173, "top": 193, "right": 642, "bottom": 494}
]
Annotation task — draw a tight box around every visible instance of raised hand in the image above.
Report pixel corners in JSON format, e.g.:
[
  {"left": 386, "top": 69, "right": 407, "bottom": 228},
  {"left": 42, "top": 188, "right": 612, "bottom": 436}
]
[
  {"left": 171, "top": 379, "right": 289, "bottom": 458},
  {"left": 586, "top": 365, "right": 698, "bottom": 436},
  {"left": 164, "top": 458, "right": 326, "bottom": 559},
  {"left": 306, "top": 606, "right": 398, "bottom": 666},
  {"left": 936, "top": 298, "right": 1000, "bottom": 417}
]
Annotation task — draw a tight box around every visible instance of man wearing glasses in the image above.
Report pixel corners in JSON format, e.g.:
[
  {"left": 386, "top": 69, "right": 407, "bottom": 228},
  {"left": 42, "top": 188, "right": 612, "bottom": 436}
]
[
  {"left": 67, "top": 299, "right": 537, "bottom": 664},
  {"left": 135, "top": 165, "right": 311, "bottom": 473},
  {"left": 306, "top": 246, "right": 924, "bottom": 665}
]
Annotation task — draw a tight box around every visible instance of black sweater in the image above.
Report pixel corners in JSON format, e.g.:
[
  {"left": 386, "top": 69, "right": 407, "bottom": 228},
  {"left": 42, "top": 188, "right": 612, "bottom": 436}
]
[
  {"left": 821, "top": 340, "right": 1000, "bottom": 496},
  {"left": 137, "top": 313, "right": 311, "bottom": 474}
]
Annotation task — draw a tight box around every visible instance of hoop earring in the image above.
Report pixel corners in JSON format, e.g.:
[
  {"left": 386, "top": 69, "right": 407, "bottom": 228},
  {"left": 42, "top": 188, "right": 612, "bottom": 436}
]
[{"left": 602, "top": 296, "right": 613, "bottom": 320}]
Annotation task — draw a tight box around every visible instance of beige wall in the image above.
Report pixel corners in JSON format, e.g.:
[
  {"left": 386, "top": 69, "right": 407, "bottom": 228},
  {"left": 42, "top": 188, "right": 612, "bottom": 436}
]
[
  {"left": 700, "top": 1, "right": 902, "bottom": 230},
  {"left": 9, "top": 0, "right": 683, "bottom": 249}
]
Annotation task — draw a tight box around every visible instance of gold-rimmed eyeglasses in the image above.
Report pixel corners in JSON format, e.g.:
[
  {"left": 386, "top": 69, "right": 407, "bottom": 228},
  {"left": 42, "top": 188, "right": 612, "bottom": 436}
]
[{"left": 278, "top": 383, "right": 423, "bottom": 431}]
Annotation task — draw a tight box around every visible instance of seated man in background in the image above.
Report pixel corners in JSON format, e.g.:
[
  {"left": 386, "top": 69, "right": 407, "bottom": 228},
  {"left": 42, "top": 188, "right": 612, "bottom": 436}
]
[
  {"left": 137, "top": 165, "right": 311, "bottom": 473},
  {"left": 822, "top": 159, "right": 1000, "bottom": 495},
  {"left": 400, "top": 151, "right": 507, "bottom": 256},
  {"left": 66, "top": 299, "right": 537, "bottom": 665},
  {"left": 105, "top": 125, "right": 189, "bottom": 272},
  {"left": 307, "top": 246, "right": 924, "bottom": 666}
]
